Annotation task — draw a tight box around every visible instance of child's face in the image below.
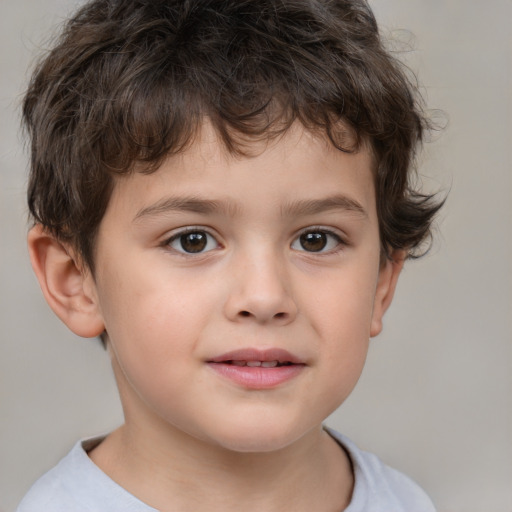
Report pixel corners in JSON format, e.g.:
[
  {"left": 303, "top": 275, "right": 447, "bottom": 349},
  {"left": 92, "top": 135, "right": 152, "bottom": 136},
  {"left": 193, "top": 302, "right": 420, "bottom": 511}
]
[{"left": 87, "top": 123, "right": 400, "bottom": 452}]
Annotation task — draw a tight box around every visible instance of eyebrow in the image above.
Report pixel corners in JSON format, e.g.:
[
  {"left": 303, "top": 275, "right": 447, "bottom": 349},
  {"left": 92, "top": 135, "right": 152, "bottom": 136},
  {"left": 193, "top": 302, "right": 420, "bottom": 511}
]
[
  {"left": 134, "top": 194, "right": 367, "bottom": 222},
  {"left": 133, "top": 196, "right": 241, "bottom": 222},
  {"left": 281, "top": 195, "right": 368, "bottom": 218}
]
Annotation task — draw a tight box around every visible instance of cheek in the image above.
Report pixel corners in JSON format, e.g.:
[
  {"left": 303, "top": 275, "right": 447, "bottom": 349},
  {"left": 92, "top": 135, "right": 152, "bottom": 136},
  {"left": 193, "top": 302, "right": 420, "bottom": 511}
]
[
  {"left": 99, "top": 255, "right": 190, "bottom": 333},
  {"left": 300, "top": 263, "right": 377, "bottom": 396},
  {"left": 305, "top": 269, "right": 378, "bottom": 343},
  {"left": 97, "top": 262, "right": 215, "bottom": 379},
  {"left": 104, "top": 292, "right": 196, "bottom": 416}
]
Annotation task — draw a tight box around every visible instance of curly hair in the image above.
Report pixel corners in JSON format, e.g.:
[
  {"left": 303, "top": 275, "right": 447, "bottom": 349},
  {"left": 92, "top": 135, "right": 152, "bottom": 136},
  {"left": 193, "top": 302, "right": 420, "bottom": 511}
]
[{"left": 23, "top": 0, "right": 442, "bottom": 272}]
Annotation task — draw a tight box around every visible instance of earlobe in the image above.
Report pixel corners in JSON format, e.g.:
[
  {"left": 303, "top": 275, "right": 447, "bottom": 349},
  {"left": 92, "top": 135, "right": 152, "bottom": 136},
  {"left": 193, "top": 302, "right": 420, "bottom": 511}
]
[
  {"left": 27, "top": 224, "right": 105, "bottom": 338},
  {"left": 370, "top": 251, "right": 405, "bottom": 338}
]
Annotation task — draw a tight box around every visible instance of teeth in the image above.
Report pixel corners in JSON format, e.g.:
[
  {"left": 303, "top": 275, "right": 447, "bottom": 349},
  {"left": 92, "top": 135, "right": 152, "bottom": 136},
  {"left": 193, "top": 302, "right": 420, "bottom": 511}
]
[{"left": 230, "top": 360, "right": 280, "bottom": 367}]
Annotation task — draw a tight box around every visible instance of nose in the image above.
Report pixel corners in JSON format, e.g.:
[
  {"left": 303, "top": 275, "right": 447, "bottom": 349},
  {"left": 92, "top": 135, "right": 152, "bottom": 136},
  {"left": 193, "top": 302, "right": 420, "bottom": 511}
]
[{"left": 223, "top": 251, "right": 298, "bottom": 325}]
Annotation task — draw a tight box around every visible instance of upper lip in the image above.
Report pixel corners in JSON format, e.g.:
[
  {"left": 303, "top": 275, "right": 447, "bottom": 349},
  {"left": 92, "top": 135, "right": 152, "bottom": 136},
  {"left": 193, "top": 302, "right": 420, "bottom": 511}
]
[{"left": 208, "top": 348, "right": 304, "bottom": 365}]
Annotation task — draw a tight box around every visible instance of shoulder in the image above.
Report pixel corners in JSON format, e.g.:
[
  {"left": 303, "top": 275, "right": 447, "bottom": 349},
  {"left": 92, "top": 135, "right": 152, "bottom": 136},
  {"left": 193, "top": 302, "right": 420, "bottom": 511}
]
[
  {"left": 16, "top": 437, "right": 157, "bottom": 512},
  {"left": 326, "top": 428, "right": 436, "bottom": 512}
]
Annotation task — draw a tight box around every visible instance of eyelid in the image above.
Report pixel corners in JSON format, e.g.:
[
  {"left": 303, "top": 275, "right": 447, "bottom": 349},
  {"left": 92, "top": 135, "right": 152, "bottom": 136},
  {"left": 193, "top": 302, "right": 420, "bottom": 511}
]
[
  {"left": 291, "top": 226, "right": 347, "bottom": 253},
  {"left": 162, "top": 226, "right": 222, "bottom": 254}
]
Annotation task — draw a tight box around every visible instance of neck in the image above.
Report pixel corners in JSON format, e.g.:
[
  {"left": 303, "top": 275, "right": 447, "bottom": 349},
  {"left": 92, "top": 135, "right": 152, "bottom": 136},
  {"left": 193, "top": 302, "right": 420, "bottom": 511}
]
[{"left": 89, "top": 420, "right": 353, "bottom": 512}]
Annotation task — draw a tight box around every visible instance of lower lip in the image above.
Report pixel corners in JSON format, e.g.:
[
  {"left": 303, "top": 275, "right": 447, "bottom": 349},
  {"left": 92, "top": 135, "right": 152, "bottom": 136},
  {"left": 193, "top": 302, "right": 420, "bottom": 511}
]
[{"left": 207, "top": 363, "right": 305, "bottom": 389}]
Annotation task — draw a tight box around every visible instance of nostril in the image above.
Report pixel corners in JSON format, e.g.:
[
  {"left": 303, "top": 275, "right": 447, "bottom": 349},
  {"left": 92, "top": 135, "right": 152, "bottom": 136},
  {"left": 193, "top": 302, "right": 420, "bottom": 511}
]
[{"left": 234, "top": 309, "right": 293, "bottom": 322}]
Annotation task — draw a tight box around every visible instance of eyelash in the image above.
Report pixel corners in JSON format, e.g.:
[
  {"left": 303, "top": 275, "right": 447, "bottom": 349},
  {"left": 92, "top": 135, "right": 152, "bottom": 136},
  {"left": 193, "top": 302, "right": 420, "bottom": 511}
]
[
  {"left": 162, "top": 227, "right": 346, "bottom": 255},
  {"left": 163, "top": 227, "right": 221, "bottom": 255},
  {"left": 291, "top": 228, "right": 346, "bottom": 254}
]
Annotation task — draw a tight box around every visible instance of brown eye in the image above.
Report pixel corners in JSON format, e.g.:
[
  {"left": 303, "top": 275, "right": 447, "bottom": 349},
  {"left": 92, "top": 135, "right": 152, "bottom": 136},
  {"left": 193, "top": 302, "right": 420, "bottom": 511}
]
[
  {"left": 168, "top": 230, "right": 218, "bottom": 254},
  {"left": 291, "top": 229, "right": 343, "bottom": 253},
  {"left": 180, "top": 232, "right": 207, "bottom": 253},
  {"left": 300, "top": 232, "right": 327, "bottom": 252}
]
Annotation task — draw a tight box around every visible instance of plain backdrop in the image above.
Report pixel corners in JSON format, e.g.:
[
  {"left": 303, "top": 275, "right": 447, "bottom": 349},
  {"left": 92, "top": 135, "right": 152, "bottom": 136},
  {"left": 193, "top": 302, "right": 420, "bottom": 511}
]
[{"left": 1, "top": 1, "right": 511, "bottom": 511}]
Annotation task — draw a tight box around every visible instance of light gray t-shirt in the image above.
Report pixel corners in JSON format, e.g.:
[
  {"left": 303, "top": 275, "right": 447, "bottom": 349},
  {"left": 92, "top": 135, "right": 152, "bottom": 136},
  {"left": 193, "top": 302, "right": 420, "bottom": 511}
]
[{"left": 17, "top": 429, "right": 436, "bottom": 511}]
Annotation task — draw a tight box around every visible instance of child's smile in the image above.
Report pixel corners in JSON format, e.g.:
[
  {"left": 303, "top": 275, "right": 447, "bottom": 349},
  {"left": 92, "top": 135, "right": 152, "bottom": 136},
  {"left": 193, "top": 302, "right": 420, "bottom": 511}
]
[
  {"left": 206, "top": 347, "right": 306, "bottom": 389},
  {"left": 86, "top": 122, "right": 401, "bottom": 454}
]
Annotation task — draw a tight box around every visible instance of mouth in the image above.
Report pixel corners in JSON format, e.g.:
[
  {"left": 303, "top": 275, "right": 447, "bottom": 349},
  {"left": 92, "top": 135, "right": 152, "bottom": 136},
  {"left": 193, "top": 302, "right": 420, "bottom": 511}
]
[
  {"left": 208, "top": 348, "right": 304, "bottom": 367},
  {"left": 224, "top": 360, "right": 295, "bottom": 368},
  {"left": 207, "top": 348, "right": 305, "bottom": 389}
]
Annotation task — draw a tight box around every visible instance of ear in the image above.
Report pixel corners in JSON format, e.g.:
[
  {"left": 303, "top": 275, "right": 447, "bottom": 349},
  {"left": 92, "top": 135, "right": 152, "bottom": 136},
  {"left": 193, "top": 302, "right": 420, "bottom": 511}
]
[
  {"left": 370, "top": 250, "right": 405, "bottom": 338},
  {"left": 27, "top": 224, "right": 105, "bottom": 338}
]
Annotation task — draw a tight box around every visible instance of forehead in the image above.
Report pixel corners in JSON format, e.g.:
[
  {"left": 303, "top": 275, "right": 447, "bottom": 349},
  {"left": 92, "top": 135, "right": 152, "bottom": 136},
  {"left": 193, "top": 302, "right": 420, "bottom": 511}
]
[{"left": 106, "top": 122, "right": 377, "bottom": 222}]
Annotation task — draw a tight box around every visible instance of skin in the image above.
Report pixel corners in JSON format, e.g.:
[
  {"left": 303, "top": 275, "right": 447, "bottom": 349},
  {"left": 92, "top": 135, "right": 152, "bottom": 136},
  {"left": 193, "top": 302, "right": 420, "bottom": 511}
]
[{"left": 28, "top": 123, "right": 404, "bottom": 512}]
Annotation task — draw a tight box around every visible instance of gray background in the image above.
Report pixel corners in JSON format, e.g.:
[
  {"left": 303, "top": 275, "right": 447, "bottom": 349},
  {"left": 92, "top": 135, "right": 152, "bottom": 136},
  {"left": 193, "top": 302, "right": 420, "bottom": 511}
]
[{"left": 1, "top": 1, "right": 511, "bottom": 511}]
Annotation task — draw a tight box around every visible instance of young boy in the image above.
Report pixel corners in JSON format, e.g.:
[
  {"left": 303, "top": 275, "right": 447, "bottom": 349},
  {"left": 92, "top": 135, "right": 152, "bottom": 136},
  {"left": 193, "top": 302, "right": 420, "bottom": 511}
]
[{"left": 18, "top": 0, "right": 441, "bottom": 510}]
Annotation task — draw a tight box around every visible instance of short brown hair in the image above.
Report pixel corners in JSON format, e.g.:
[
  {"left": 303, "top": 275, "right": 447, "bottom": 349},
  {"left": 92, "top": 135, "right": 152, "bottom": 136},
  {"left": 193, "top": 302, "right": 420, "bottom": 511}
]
[{"left": 23, "top": 0, "right": 442, "bottom": 272}]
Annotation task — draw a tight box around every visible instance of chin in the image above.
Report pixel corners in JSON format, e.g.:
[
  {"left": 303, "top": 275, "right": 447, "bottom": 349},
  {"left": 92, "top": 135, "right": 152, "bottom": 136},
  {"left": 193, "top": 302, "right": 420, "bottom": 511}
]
[
  {"left": 216, "top": 436, "right": 296, "bottom": 454},
  {"left": 204, "top": 419, "right": 312, "bottom": 454}
]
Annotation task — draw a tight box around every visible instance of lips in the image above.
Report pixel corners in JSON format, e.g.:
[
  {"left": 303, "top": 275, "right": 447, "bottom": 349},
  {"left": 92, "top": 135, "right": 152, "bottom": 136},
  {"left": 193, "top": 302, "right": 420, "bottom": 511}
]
[
  {"left": 208, "top": 348, "right": 303, "bottom": 365},
  {"left": 207, "top": 348, "right": 305, "bottom": 389},
  {"left": 231, "top": 360, "right": 283, "bottom": 367}
]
